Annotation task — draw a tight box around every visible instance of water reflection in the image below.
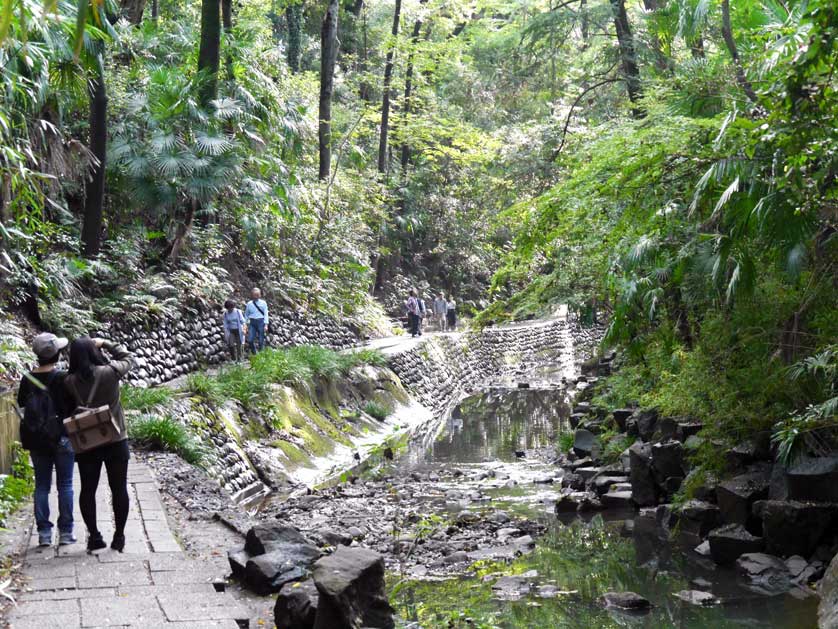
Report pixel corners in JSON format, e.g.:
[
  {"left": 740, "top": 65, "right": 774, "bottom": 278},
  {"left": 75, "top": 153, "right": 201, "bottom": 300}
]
[{"left": 391, "top": 390, "right": 819, "bottom": 629}]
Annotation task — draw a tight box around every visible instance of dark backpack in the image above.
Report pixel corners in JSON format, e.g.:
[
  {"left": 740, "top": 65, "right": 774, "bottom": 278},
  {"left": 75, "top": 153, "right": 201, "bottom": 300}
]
[{"left": 20, "top": 372, "right": 63, "bottom": 451}]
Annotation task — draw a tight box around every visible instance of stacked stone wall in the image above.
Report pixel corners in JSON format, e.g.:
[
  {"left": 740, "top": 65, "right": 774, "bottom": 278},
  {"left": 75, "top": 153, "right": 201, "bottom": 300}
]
[
  {"left": 97, "top": 308, "right": 357, "bottom": 387},
  {"left": 388, "top": 317, "right": 604, "bottom": 414}
]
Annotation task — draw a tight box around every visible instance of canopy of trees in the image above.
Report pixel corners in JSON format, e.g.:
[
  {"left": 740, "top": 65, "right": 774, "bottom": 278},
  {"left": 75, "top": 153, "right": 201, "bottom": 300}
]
[{"left": 0, "top": 0, "right": 835, "bottom": 463}]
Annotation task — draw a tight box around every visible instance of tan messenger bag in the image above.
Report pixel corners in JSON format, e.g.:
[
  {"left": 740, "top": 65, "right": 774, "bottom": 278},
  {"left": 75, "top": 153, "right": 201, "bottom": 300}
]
[{"left": 64, "top": 373, "right": 120, "bottom": 453}]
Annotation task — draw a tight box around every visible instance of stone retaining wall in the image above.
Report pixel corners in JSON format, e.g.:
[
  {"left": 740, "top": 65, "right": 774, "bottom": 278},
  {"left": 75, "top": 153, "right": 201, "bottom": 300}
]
[
  {"left": 388, "top": 317, "right": 603, "bottom": 415},
  {"left": 98, "top": 308, "right": 357, "bottom": 387}
]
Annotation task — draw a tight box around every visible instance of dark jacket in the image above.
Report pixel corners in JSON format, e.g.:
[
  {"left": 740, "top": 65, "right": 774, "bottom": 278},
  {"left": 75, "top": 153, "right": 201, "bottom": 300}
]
[
  {"left": 17, "top": 369, "right": 73, "bottom": 452},
  {"left": 65, "top": 341, "right": 134, "bottom": 441}
]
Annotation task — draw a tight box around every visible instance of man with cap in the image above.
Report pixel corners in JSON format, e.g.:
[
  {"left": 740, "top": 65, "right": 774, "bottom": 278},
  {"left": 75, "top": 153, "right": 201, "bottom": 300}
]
[{"left": 16, "top": 333, "right": 77, "bottom": 547}]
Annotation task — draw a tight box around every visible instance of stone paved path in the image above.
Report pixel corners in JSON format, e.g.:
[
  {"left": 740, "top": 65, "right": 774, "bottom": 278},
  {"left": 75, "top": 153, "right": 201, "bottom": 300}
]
[{"left": 6, "top": 462, "right": 249, "bottom": 629}]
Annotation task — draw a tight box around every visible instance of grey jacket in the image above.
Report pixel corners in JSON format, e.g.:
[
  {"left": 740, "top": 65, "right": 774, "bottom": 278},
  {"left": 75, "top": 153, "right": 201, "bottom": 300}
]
[{"left": 65, "top": 341, "right": 135, "bottom": 441}]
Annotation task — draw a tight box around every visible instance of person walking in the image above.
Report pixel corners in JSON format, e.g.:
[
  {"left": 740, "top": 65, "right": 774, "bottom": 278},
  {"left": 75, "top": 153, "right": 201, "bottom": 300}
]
[
  {"left": 17, "top": 333, "right": 76, "bottom": 547},
  {"left": 416, "top": 293, "right": 427, "bottom": 336},
  {"left": 406, "top": 290, "right": 420, "bottom": 337},
  {"left": 244, "top": 288, "right": 269, "bottom": 354},
  {"left": 446, "top": 294, "right": 457, "bottom": 331},
  {"left": 433, "top": 293, "right": 447, "bottom": 331},
  {"left": 65, "top": 337, "right": 134, "bottom": 552},
  {"left": 222, "top": 299, "right": 246, "bottom": 361}
]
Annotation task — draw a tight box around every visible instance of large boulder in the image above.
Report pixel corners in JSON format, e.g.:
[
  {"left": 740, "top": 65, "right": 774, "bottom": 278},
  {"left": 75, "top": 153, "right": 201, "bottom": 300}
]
[
  {"left": 735, "top": 552, "right": 791, "bottom": 595},
  {"left": 629, "top": 442, "right": 657, "bottom": 507},
  {"left": 819, "top": 554, "right": 838, "bottom": 629},
  {"left": 612, "top": 409, "right": 634, "bottom": 432},
  {"left": 632, "top": 409, "right": 659, "bottom": 442},
  {"left": 651, "top": 440, "right": 686, "bottom": 480},
  {"left": 236, "top": 525, "right": 323, "bottom": 595},
  {"left": 716, "top": 467, "right": 770, "bottom": 532},
  {"left": 275, "top": 579, "right": 319, "bottom": 629},
  {"left": 787, "top": 457, "right": 838, "bottom": 503},
  {"left": 753, "top": 500, "right": 838, "bottom": 558},
  {"left": 708, "top": 524, "right": 764, "bottom": 565},
  {"left": 312, "top": 546, "right": 395, "bottom": 629},
  {"left": 246, "top": 525, "right": 313, "bottom": 555},
  {"left": 573, "top": 429, "right": 599, "bottom": 458},
  {"left": 677, "top": 500, "right": 721, "bottom": 540},
  {"left": 245, "top": 545, "right": 323, "bottom": 595}
]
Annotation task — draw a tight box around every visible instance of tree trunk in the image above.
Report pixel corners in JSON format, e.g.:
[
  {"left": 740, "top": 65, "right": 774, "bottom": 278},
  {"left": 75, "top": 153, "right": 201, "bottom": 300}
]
[
  {"left": 286, "top": 3, "right": 302, "bottom": 73},
  {"left": 169, "top": 199, "right": 198, "bottom": 263},
  {"left": 198, "top": 0, "right": 221, "bottom": 105},
  {"left": 400, "top": 3, "right": 426, "bottom": 170},
  {"left": 609, "top": 0, "right": 643, "bottom": 115},
  {"left": 151, "top": 0, "right": 158, "bottom": 20},
  {"left": 319, "top": 0, "right": 339, "bottom": 180},
  {"left": 688, "top": 35, "right": 705, "bottom": 59},
  {"left": 81, "top": 58, "right": 107, "bottom": 258},
  {"left": 222, "top": 0, "right": 234, "bottom": 80},
  {"left": 377, "top": 0, "right": 402, "bottom": 174},
  {"left": 580, "top": 0, "right": 588, "bottom": 46},
  {"left": 720, "top": 0, "right": 758, "bottom": 103},
  {"left": 120, "top": 0, "right": 146, "bottom": 24},
  {"left": 358, "top": 1, "right": 372, "bottom": 101}
]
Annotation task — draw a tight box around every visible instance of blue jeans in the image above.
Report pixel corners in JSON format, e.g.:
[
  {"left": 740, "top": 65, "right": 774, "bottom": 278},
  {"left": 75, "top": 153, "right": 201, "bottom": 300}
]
[
  {"left": 30, "top": 437, "right": 75, "bottom": 535},
  {"left": 247, "top": 318, "right": 266, "bottom": 353}
]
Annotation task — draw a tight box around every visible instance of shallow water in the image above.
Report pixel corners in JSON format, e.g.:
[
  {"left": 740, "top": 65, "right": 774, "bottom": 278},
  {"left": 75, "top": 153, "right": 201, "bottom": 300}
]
[{"left": 390, "top": 389, "right": 819, "bottom": 628}]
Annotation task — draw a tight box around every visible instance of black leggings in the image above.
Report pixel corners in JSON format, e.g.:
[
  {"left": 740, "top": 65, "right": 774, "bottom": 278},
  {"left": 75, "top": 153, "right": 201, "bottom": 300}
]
[{"left": 76, "top": 440, "right": 130, "bottom": 537}]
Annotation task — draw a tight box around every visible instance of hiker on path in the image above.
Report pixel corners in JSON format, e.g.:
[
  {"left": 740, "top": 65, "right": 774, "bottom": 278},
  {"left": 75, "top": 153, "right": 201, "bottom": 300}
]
[
  {"left": 417, "top": 293, "right": 427, "bottom": 336},
  {"left": 406, "top": 289, "right": 420, "bottom": 337},
  {"left": 222, "top": 299, "right": 246, "bottom": 361},
  {"left": 66, "top": 337, "right": 134, "bottom": 552},
  {"left": 17, "top": 333, "right": 76, "bottom": 547},
  {"left": 244, "top": 288, "right": 269, "bottom": 354},
  {"left": 447, "top": 295, "right": 457, "bottom": 331},
  {"left": 433, "top": 293, "right": 447, "bottom": 331}
]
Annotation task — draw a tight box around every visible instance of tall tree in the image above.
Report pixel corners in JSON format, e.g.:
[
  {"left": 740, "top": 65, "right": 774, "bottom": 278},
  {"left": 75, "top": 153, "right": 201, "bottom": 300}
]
[
  {"left": 609, "top": 0, "right": 643, "bottom": 114},
  {"left": 120, "top": 0, "right": 147, "bottom": 24},
  {"left": 377, "top": 0, "right": 402, "bottom": 173},
  {"left": 222, "top": 0, "right": 234, "bottom": 80},
  {"left": 400, "top": 1, "right": 427, "bottom": 170},
  {"left": 198, "top": 0, "right": 221, "bottom": 105},
  {"left": 81, "top": 55, "right": 108, "bottom": 258},
  {"left": 720, "top": 0, "right": 758, "bottom": 103},
  {"left": 319, "top": 0, "right": 339, "bottom": 180},
  {"left": 286, "top": 2, "right": 302, "bottom": 73}
]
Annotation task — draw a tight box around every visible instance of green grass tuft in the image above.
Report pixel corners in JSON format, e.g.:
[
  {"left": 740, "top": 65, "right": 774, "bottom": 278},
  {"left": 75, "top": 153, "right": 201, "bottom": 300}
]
[
  {"left": 557, "top": 431, "right": 574, "bottom": 453},
  {"left": 185, "top": 373, "right": 225, "bottom": 406},
  {"left": 121, "top": 385, "right": 174, "bottom": 412},
  {"left": 363, "top": 401, "right": 391, "bottom": 421},
  {"left": 128, "top": 414, "right": 205, "bottom": 465}
]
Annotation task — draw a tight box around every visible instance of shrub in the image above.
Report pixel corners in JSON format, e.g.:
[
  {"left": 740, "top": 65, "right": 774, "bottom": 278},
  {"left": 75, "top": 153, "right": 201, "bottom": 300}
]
[
  {"left": 121, "top": 386, "right": 174, "bottom": 412},
  {"left": 341, "top": 348, "right": 388, "bottom": 370},
  {"left": 557, "top": 431, "right": 574, "bottom": 453},
  {"left": 128, "top": 415, "right": 205, "bottom": 465},
  {"left": 0, "top": 443, "right": 35, "bottom": 527},
  {"left": 363, "top": 401, "right": 391, "bottom": 421},
  {"left": 185, "top": 373, "right": 225, "bottom": 406}
]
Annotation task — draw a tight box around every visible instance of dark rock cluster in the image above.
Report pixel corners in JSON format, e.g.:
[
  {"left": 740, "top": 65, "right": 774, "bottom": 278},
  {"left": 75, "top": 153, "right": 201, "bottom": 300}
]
[{"left": 561, "top": 366, "right": 838, "bottom": 603}]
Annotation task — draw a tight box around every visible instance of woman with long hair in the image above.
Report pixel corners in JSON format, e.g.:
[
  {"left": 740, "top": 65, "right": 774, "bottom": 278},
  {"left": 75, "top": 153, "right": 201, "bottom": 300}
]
[{"left": 65, "top": 337, "right": 134, "bottom": 552}]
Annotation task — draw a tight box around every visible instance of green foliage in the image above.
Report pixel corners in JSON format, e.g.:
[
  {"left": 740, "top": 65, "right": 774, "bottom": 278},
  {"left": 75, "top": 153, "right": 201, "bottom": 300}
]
[
  {"left": 772, "top": 345, "right": 838, "bottom": 465},
  {"left": 121, "top": 386, "right": 175, "bottom": 412},
  {"left": 185, "top": 345, "right": 387, "bottom": 409},
  {"left": 363, "top": 401, "right": 391, "bottom": 421},
  {"left": 557, "top": 431, "right": 574, "bottom": 454},
  {"left": 0, "top": 443, "right": 35, "bottom": 527},
  {"left": 128, "top": 414, "right": 206, "bottom": 465}
]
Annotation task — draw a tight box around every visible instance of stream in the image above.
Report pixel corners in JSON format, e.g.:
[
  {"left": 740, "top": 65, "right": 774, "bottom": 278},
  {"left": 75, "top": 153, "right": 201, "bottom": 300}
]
[{"left": 388, "top": 387, "right": 819, "bottom": 628}]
